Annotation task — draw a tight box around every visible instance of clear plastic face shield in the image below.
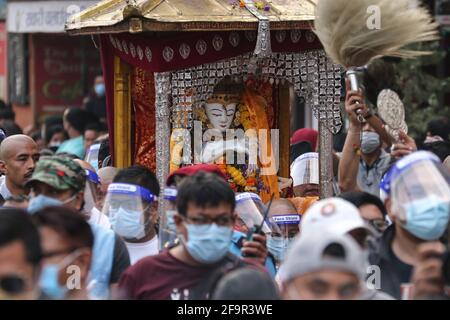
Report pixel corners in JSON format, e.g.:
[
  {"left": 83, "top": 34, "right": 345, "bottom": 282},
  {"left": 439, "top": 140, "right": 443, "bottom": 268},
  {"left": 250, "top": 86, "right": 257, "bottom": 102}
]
[
  {"left": 84, "top": 169, "right": 100, "bottom": 216},
  {"left": 290, "top": 152, "right": 319, "bottom": 187},
  {"left": 267, "top": 214, "right": 300, "bottom": 263},
  {"left": 85, "top": 143, "right": 100, "bottom": 172},
  {"left": 102, "top": 183, "right": 157, "bottom": 240},
  {"left": 234, "top": 192, "right": 272, "bottom": 234},
  {"left": 391, "top": 160, "right": 450, "bottom": 223},
  {"left": 159, "top": 187, "right": 179, "bottom": 251}
]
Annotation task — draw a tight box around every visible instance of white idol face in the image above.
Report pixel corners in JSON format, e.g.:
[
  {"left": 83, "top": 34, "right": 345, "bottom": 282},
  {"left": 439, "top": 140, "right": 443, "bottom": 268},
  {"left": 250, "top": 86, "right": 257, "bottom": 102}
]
[{"left": 205, "top": 102, "right": 237, "bottom": 132}]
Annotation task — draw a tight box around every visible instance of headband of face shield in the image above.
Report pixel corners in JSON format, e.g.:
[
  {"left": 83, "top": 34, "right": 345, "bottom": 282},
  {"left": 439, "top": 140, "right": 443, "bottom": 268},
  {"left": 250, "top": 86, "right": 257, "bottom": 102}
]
[
  {"left": 391, "top": 159, "right": 450, "bottom": 224},
  {"left": 234, "top": 192, "right": 272, "bottom": 234},
  {"left": 267, "top": 214, "right": 300, "bottom": 262},
  {"left": 290, "top": 152, "right": 319, "bottom": 187},
  {"left": 379, "top": 151, "right": 440, "bottom": 201},
  {"left": 84, "top": 169, "right": 100, "bottom": 214},
  {"left": 85, "top": 143, "right": 101, "bottom": 172},
  {"left": 102, "top": 183, "right": 157, "bottom": 217},
  {"left": 163, "top": 187, "right": 177, "bottom": 201},
  {"left": 159, "top": 187, "right": 179, "bottom": 251}
]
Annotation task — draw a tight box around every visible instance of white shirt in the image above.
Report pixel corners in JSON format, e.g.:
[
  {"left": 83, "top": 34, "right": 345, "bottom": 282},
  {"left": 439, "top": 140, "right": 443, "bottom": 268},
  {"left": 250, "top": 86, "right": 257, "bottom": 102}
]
[
  {"left": 125, "top": 236, "right": 159, "bottom": 265},
  {"left": 89, "top": 207, "right": 111, "bottom": 230},
  {"left": 0, "top": 176, "right": 11, "bottom": 200}
]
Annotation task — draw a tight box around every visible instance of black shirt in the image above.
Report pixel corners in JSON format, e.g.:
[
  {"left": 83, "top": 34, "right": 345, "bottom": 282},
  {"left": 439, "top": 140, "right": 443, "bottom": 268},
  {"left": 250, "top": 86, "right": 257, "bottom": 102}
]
[
  {"left": 110, "top": 235, "right": 131, "bottom": 284},
  {"left": 369, "top": 224, "right": 413, "bottom": 299}
]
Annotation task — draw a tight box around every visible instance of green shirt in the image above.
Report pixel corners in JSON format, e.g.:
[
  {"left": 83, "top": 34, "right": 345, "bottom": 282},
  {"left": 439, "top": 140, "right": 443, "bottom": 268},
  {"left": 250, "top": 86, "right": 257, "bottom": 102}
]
[{"left": 57, "top": 135, "right": 85, "bottom": 159}]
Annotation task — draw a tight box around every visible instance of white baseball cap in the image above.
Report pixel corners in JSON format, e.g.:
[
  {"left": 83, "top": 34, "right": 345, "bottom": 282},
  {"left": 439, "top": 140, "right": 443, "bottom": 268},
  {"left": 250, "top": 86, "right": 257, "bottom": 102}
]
[{"left": 300, "top": 197, "right": 374, "bottom": 236}]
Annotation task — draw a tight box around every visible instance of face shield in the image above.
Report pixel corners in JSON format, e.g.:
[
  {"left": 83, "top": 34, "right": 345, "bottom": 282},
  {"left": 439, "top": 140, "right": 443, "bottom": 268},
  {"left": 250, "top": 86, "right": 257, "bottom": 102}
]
[
  {"left": 85, "top": 143, "right": 100, "bottom": 172},
  {"left": 159, "top": 187, "right": 179, "bottom": 251},
  {"left": 290, "top": 152, "right": 319, "bottom": 187},
  {"left": 234, "top": 192, "right": 272, "bottom": 234},
  {"left": 267, "top": 214, "right": 300, "bottom": 263},
  {"left": 83, "top": 169, "right": 100, "bottom": 216},
  {"left": 391, "top": 159, "right": 450, "bottom": 240},
  {"left": 102, "top": 183, "right": 157, "bottom": 240}
]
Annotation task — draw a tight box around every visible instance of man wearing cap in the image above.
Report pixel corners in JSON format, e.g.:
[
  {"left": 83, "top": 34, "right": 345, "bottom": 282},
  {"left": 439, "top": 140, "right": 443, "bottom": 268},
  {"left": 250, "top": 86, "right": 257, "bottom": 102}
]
[
  {"left": 25, "top": 155, "right": 130, "bottom": 299},
  {"left": 103, "top": 165, "right": 160, "bottom": 265},
  {"left": 0, "top": 135, "right": 40, "bottom": 201},
  {"left": 280, "top": 232, "right": 367, "bottom": 300},
  {"left": 300, "top": 198, "right": 375, "bottom": 250},
  {"left": 369, "top": 151, "right": 450, "bottom": 300}
]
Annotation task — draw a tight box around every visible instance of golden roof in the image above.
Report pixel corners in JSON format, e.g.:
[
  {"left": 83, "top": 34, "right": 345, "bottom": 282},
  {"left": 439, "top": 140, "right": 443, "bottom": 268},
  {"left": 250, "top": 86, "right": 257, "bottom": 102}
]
[{"left": 66, "top": 0, "right": 316, "bottom": 35}]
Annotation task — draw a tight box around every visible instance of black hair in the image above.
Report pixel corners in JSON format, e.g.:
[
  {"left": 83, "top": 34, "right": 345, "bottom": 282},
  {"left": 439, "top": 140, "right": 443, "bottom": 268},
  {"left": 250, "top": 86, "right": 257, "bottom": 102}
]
[
  {"left": 1, "top": 120, "right": 23, "bottom": 136},
  {"left": 32, "top": 206, "right": 94, "bottom": 250},
  {"left": 113, "top": 165, "right": 160, "bottom": 199},
  {"left": 30, "top": 131, "right": 42, "bottom": 142},
  {"left": 98, "top": 137, "right": 110, "bottom": 168},
  {"left": 323, "top": 242, "right": 347, "bottom": 259},
  {"left": 0, "top": 208, "right": 42, "bottom": 267},
  {"left": 427, "top": 117, "right": 450, "bottom": 141},
  {"left": 0, "top": 108, "right": 16, "bottom": 121},
  {"left": 339, "top": 191, "right": 387, "bottom": 218},
  {"left": 45, "top": 124, "right": 66, "bottom": 144},
  {"left": 84, "top": 122, "right": 102, "bottom": 133},
  {"left": 65, "top": 108, "right": 99, "bottom": 134},
  {"left": 212, "top": 268, "right": 280, "bottom": 300},
  {"left": 176, "top": 171, "right": 235, "bottom": 217}
]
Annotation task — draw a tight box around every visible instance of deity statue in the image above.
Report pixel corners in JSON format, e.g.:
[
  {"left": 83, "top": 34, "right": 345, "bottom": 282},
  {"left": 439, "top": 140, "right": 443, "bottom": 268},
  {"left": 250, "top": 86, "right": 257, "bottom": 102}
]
[{"left": 169, "top": 77, "right": 279, "bottom": 202}]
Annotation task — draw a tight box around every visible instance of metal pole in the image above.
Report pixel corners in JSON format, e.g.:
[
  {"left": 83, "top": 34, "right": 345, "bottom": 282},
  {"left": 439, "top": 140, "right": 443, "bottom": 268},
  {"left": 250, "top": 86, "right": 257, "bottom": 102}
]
[{"left": 319, "top": 120, "right": 334, "bottom": 198}]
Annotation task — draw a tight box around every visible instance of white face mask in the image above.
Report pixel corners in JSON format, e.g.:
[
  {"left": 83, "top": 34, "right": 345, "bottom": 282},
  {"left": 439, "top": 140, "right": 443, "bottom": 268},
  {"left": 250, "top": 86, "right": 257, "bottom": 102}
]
[{"left": 205, "top": 103, "right": 236, "bottom": 132}]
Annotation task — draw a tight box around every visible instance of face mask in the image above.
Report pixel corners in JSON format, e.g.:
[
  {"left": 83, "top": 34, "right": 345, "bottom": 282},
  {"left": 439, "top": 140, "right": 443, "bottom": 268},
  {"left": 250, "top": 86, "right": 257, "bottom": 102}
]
[
  {"left": 166, "top": 210, "right": 177, "bottom": 231},
  {"left": 402, "top": 196, "right": 450, "bottom": 241},
  {"left": 361, "top": 131, "right": 380, "bottom": 154},
  {"left": 49, "top": 142, "right": 62, "bottom": 148},
  {"left": 94, "top": 83, "right": 105, "bottom": 97},
  {"left": 182, "top": 223, "right": 232, "bottom": 264},
  {"left": 267, "top": 236, "right": 287, "bottom": 262},
  {"left": 39, "top": 250, "right": 81, "bottom": 300},
  {"left": 28, "top": 195, "right": 63, "bottom": 214},
  {"left": 109, "top": 207, "right": 147, "bottom": 240},
  {"left": 39, "top": 265, "right": 68, "bottom": 300}
]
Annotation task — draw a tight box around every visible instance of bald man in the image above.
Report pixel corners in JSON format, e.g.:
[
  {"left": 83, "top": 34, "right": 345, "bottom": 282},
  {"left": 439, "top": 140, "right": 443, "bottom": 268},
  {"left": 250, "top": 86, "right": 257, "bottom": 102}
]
[{"left": 0, "top": 135, "right": 40, "bottom": 200}]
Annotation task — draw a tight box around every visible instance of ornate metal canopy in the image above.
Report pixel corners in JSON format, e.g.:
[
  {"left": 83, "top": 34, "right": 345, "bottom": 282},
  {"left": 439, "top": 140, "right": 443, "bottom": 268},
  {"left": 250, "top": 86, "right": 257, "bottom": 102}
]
[{"left": 66, "top": 0, "right": 316, "bottom": 34}]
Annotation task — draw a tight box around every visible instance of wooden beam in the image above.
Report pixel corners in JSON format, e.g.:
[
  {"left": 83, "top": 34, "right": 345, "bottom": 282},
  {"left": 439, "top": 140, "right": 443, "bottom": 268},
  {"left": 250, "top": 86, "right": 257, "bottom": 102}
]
[
  {"left": 113, "top": 56, "right": 132, "bottom": 168},
  {"left": 278, "top": 82, "right": 291, "bottom": 178}
]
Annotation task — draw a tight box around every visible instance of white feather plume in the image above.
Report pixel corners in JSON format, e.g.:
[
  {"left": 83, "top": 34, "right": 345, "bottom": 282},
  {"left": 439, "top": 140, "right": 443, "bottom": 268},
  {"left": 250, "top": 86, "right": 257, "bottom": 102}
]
[{"left": 311, "top": 0, "right": 439, "bottom": 68}]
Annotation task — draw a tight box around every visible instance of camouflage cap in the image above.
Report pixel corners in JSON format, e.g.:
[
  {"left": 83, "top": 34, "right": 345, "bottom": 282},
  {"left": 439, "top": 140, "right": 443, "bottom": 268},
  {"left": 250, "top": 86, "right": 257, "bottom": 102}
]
[{"left": 26, "top": 155, "right": 86, "bottom": 191}]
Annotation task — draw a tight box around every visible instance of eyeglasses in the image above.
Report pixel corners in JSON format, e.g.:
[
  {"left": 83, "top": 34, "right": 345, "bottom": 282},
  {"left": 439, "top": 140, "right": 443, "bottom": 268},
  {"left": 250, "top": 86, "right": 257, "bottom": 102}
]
[
  {"left": 367, "top": 219, "right": 388, "bottom": 233},
  {"left": 0, "top": 274, "right": 26, "bottom": 295},
  {"left": 185, "top": 215, "right": 234, "bottom": 226}
]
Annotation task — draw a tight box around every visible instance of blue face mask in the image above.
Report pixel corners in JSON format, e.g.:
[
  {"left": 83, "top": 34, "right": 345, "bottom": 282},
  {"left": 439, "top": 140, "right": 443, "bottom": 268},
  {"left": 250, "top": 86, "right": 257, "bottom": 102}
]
[
  {"left": 182, "top": 223, "right": 232, "bottom": 264},
  {"left": 94, "top": 83, "right": 105, "bottom": 97},
  {"left": 267, "top": 236, "right": 296, "bottom": 263},
  {"left": 39, "top": 264, "right": 68, "bottom": 300},
  {"left": 109, "top": 207, "right": 147, "bottom": 240},
  {"left": 267, "top": 236, "right": 286, "bottom": 262},
  {"left": 28, "top": 195, "right": 63, "bottom": 214},
  {"left": 403, "top": 196, "right": 450, "bottom": 241},
  {"left": 361, "top": 131, "right": 380, "bottom": 154}
]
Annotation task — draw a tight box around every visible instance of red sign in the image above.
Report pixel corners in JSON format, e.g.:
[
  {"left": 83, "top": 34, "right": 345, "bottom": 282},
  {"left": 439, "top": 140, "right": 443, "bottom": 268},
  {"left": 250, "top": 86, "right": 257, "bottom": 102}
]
[{"left": 33, "top": 34, "right": 101, "bottom": 118}]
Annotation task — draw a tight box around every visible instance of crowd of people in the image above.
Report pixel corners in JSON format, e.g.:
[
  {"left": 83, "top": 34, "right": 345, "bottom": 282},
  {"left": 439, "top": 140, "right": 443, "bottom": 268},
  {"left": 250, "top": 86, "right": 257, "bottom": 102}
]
[{"left": 0, "top": 78, "right": 449, "bottom": 301}]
